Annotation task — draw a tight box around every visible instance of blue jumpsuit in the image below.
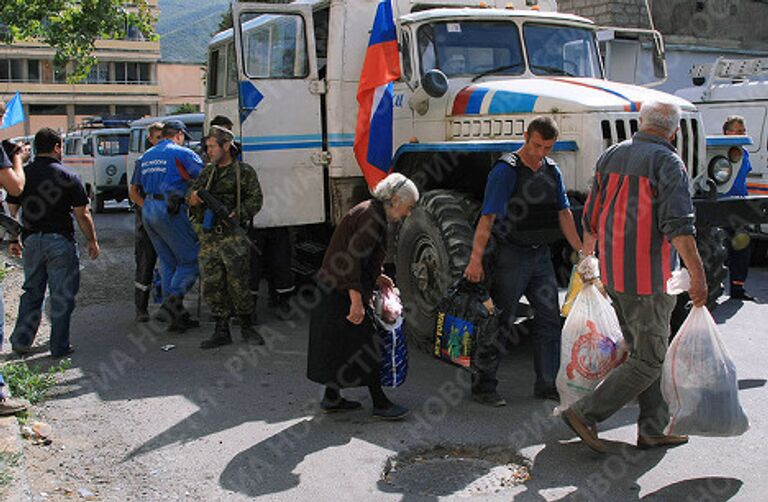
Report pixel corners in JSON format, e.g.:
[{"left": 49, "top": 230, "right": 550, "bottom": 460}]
[{"left": 136, "top": 139, "right": 203, "bottom": 298}]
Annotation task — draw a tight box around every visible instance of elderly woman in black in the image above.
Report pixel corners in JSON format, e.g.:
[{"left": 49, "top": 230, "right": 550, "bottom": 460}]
[{"left": 307, "top": 173, "right": 419, "bottom": 420}]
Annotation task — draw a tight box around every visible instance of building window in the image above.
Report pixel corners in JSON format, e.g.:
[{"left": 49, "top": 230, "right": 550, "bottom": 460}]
[
  {"left": 86, "top": 62, "right": 109, "bottom": 84},
  {"left": 27, "top": 60, "right": 41, "bottom": 82},
  {"left": 75, "top": 105, "right": 110, "bottom": 116},
  {"left": 115, "top": 62, "right": 151, "bottom": 83},
  {"left": 30, "top": 104, "right": 67, "bottom": 115},
  {"left": 115, "top": 105, "right": 151, "bottom": 117},
  {"left": 0, "top": 59, "right": 23, "bottom": 82}
]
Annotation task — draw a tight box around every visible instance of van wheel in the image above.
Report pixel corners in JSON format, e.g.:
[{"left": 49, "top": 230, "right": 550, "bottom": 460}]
[
  {"left": 91, "top": 193, "right": 105, "bottom": 214},
  {"left": 670, "top": 226, "right": 727, "bottom": 334},
  {"left": 395, "top": 190, "right": 480, "bottom": 352}
]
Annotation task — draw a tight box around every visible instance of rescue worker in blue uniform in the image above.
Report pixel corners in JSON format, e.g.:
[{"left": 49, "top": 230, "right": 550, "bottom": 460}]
[
  {"left": 721, "top": 116, "right": 758, "bottom": 302},
  {"left": 135, "top": 120, "right": 204, "bottom": 331}
]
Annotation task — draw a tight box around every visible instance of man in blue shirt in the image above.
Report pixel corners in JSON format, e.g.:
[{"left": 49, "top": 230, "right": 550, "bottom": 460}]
[
  {"left": 133, "top": 120, "right": 203, "bottom": 331},
  {"left": 722, "top": 116, "right": 758, "bottom": 302},
  {"left": 464, "top": 117, "right": 583, "bottom": 406}
]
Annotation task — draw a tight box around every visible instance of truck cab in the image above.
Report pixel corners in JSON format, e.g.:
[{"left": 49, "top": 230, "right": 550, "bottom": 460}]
[{"left": 216, "top": 0, "right": 768, "bottom": 344}]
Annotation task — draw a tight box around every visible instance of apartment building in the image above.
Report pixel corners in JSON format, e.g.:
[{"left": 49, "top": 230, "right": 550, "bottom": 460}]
[{"left": 0, "top": 0, "right": 162, "bottom": 137}]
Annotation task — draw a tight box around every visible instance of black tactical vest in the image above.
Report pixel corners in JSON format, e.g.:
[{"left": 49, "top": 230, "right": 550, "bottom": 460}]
[{"left": 492, "top": 153, "right": 564, "bottom": 246}]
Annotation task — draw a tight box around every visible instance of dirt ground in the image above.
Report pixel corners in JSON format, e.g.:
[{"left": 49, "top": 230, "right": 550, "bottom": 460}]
[{"left": 1, "top": 205, "right": 156, "bottom": 501}]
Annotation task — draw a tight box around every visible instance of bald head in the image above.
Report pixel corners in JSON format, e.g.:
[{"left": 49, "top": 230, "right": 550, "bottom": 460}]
[{"left": 639, "top": 101, "right": 681, "bottom": 139}]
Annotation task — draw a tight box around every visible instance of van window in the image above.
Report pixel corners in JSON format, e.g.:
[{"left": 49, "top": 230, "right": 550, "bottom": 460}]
[
  {"left": 226, "top": 42, "right": 238, "bottom": 95},
  {"left": 97, "top": 135, "right": 129, "bottom": 156},
  {"left": 129, "top": 129, "right": 142, "bottom": 153},
  {"left": 65, "top": 139, "right": 78, "bottom": 156},
  {"left": 240, "top": 13, "right": 308, "bottom": 79},
  {"left": 208, "top": 48, "right": 223, "bottom": 97}
]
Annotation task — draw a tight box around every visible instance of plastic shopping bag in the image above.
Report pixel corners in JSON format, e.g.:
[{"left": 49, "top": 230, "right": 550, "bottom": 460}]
[
  {"left": 555, "top": 283, "right": 627, "bottom": 414},
  {"left": 434, "top": 279, "right": 499, "bottom": 369},
  {"left": 662, "top": 306, "right": 749, "bottom": 436},
  {"left": 372, "top": 289, "right": 408, "bottom": 388},
  {"left": 560, "top": 266, "right": 583, "bottom": 318}
]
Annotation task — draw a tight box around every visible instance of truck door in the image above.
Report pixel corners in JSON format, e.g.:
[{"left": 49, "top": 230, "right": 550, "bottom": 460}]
[{"left": 233, "top": 3, "right": 325, "bottom": 227}]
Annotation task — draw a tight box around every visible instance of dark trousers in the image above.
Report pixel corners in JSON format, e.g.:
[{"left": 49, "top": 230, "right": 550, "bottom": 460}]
[
  {"left": 473, "top": 242, "right": 562, "bottom": 394},
  {"left": 248, "top": 226, "right": 294, "bottom": 299},
  {"left": 135, "top": 209, "right": 158, "bottom": 299},
  {"left": 726, "top": 234, "right": 751, "bottom": 295}
]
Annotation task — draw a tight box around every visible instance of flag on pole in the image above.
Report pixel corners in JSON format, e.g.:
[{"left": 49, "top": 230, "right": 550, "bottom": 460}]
[
  {"left": 1, "top": 92, "right": 25, "bottom": 129},
  {"left": 354, "top": 0, "right": 401, "bottom": 189}
]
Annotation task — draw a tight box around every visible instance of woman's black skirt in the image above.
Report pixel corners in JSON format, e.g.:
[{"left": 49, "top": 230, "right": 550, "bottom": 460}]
[{"left": 306, "top": 288, "right": 381, "bottom": 388}]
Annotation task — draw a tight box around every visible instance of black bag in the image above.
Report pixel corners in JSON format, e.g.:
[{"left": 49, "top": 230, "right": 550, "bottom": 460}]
[{"left": 434, "top": 279, "right": 500, "bottom": 369}]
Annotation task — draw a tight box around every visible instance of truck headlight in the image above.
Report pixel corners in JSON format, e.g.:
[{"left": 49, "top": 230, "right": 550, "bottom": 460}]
[
  {"left": 708, "top": 156, "right": 732, "bottom": 185},
  {"left": 106, "top": 164, "right": 117, "bottom": 176}
]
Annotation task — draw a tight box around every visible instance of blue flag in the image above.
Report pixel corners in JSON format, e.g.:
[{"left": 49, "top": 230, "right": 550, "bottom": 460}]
[{"left": 1, "top": 92, "right": 25, "bottom": 129}]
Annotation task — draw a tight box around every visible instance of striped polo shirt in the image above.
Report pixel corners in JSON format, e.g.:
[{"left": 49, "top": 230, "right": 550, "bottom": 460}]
[{"left": 583, "top": 132, "right": 695, "bottom": 295}]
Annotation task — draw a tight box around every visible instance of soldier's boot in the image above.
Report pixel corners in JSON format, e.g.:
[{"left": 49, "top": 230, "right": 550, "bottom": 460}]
[
  {"left": 166, "top": 296, "right": 196, "bottom": 333},
  {"left": 135, "top": 288, "right": 151, "bottom": 323},
  {"left": 240, "top": 316, "right": 264, "bottom": 345},
  {"left": 275, "top": 292, "right": 293, "bottom": 321},
  {"left": 250, "top": 294, "right": 259, "bottom": 325},
  {"left": 200, "top": 317, "right": 233, "bottom": 349}
]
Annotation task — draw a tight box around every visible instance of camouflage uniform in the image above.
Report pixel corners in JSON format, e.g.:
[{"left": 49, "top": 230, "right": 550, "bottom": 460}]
[{"left": 188, "top": 160, "right": 262, "bottom": 318}]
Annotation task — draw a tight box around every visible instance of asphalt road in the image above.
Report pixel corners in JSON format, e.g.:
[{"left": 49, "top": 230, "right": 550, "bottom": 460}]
[{"left": 6, "top": 207, "right": 768, "bottom": 501}]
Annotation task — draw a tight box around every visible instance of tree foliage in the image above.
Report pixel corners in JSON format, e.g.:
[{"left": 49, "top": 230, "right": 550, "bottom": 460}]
[{"left": 0, "top": 0, "right": 157, "bottom": 83}]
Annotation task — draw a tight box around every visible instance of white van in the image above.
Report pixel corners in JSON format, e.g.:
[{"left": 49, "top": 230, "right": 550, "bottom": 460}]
[
  {"left": 62, "top": 128, "right": 130, "bottom": 213},
  {"left": 126, "top": 113, "right": 205, "bottom": 186}
]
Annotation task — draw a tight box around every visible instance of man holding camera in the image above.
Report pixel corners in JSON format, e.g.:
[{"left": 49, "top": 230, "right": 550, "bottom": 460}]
[{"left": 132, "top": 120, "right": 203, "bottom": 332}]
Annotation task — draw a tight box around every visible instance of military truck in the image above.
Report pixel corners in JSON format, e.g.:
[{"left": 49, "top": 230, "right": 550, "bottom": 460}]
[{"left": 208, "top": 0, "right": 768, "bottom": 347}]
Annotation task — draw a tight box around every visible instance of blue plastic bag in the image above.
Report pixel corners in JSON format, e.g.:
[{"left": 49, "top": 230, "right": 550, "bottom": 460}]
[{"left": 375, "top": 315, "right": 408, "bottom": 388}]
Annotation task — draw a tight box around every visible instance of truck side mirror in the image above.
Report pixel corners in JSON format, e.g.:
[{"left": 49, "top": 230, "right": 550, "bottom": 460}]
[
  {"left": 410, "top": 70, "right": 449, "bottom": 115},
  {"left": 422, "top": 69, "right": 448, "bottom": 98}
]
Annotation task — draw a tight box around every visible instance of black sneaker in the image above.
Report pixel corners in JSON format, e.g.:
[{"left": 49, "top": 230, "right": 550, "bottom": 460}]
[
  {"left": 731, "top": 290, "right": 759, "bottom": 303},
  {"left": 534, "top": 385, "right": 561, "bottom": 402},
  {"left": 471, "top": 391, "right": 507, "bottom": 407},
  {"left": 51, "top": 345, "right": 75, "bottom": 358},
  {"left": 320, "top": 398, "right": 363, "bottom": 414},
  {"left": 372, "top": 403, "right": 409, "bottom": 420}
]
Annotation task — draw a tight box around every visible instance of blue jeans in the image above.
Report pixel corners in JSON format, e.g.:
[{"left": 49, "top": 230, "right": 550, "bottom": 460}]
[
  {"left": 142, "top": 199, "right": 199, "bottom": 298},
  {"left": 474, "top": 241, "right": 562, "bottom": 393},
  {"left": 10, "top": 233, "right": 80, "bottom": 356}
]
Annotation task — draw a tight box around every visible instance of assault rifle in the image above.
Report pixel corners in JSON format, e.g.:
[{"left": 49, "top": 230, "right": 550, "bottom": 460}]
[{"left": 196, "top": 189, "right": 262, "bottom": 255}]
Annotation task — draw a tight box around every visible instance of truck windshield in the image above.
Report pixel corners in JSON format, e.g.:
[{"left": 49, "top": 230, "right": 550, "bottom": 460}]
[
  {"left": 417, "top": 21, "right": 524, "bottom": 78},
  {"left": 97, "top": 135, "right": 129, "bottom": 156},
  {"left": 523, "top": 24, "right": 602, "bottom": 78}
]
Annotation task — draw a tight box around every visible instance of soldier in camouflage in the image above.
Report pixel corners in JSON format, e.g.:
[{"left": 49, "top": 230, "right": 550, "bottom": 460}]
[{"left": 188, "top": 125, "right": 264, "bottom": 348}]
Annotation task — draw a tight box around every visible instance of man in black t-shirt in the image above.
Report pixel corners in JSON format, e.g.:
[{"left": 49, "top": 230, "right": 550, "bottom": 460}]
[{"left": 6, "top": 128, "right": 100, "bottom": 358}]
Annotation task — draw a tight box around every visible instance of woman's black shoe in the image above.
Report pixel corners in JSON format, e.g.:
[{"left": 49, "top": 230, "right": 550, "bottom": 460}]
[
  {"left": 372, "top": 403, "right": 409, "bottom": 420},
  {"left": 320, "top": 398, "right": 363, "bottom": 413}
]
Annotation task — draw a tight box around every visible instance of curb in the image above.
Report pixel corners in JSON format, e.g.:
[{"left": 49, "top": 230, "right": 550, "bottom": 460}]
[{"left": 0, "top": 415, "right": 31, "bottom": 501}]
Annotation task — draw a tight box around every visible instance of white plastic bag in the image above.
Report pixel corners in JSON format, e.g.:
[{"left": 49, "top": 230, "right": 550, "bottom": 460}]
[
  {"left": 555, "top": 283, "right": 627, "bottom": 414},
  {"left": 662, "top": 306, "right": 749, "bottom": 437}
]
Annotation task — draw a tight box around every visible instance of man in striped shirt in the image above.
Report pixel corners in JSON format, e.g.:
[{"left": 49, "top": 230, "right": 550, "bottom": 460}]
[{"left": 562, "top": 101, "right": 708, "bottom": 453}]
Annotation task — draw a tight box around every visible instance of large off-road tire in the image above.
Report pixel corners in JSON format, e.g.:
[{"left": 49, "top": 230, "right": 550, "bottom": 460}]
[
  {"left": 396, "top": 190, "right": 480, "bottom": 352},
  {"left": 670, "top": 226, "right": 727, "bottom": 333}
]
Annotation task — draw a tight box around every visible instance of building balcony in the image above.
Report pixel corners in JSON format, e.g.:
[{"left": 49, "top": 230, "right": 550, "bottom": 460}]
[{"left": 0, "top": 81, "right": 160, "bottom": 103}]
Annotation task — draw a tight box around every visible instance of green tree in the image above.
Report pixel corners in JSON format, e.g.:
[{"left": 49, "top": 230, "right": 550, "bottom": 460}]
[
  {"left": 170, "top": 103, "right": 200, "bottom": 115},
  {"left": 0, "top": 0, "right": 157, "bottom": 83}
]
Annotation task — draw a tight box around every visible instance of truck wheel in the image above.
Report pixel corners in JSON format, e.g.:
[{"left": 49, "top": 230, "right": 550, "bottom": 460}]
[
  {"left": 91, "top": 193, "right": 105, "bottom": 214},
  {"left": 670, "top": 226, "right": 727, "bottom": 333},
  {"left": 395, "top": 190, "right": 480, "bottom": 352}
]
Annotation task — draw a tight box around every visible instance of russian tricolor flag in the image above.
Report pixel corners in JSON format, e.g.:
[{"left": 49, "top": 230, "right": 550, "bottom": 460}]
[{"left": 354, "top": 0, "right": 401, "bottom": 189}]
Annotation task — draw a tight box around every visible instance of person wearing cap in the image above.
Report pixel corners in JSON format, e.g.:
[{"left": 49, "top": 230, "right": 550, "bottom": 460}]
[
  {"left": 128, "top": 121, "right": 163, "bottom": 322},
  {"left": 188, "top": 125, "right": 263, "bottom": 348},
  {"left": 133, "top": 119, "right": 204, "bottom": 332}
]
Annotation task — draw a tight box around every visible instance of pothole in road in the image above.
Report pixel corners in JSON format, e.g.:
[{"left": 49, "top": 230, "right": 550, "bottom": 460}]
[{"left": 382, "top": 445, "right": 531, "bottom": 497}]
